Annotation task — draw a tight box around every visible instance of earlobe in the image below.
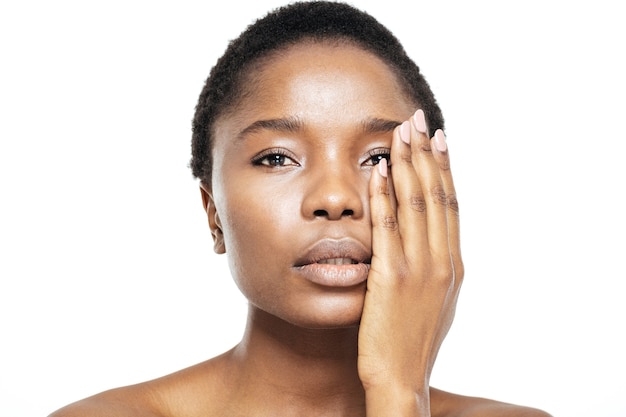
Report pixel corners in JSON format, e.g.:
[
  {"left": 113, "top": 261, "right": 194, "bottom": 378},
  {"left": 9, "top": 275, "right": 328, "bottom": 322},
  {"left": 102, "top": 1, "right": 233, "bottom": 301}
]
[{"left": 199, "top": 182, "right": 226, "bottom": 254}]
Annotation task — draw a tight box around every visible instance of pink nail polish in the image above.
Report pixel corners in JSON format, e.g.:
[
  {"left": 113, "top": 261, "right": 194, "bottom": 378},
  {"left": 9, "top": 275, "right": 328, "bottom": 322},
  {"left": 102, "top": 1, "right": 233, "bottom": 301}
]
[
  {"left": 434, "top": 129, "right": 447, "bottom": 152},
  {"left": 412, "top": 109, "right": 427, "bottom": 134},
  {"left": 378, "top": 157, "right": 388, "bottom": 177},
  {"left": 400, "top": 121, "right": 411, "bottom": 144}
]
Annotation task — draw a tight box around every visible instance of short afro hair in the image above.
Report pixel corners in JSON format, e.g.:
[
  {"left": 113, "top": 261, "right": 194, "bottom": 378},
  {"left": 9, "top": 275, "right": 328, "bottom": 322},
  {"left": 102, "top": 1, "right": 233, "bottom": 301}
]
[{"left": 190, "top": 1, "right": 444, "bottom": 182}]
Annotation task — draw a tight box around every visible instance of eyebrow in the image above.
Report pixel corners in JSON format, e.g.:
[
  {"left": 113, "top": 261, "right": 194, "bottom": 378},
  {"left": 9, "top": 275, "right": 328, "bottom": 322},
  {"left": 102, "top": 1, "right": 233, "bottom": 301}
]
[
  {"left": 238, "top": 117, "right": 303, "bottom": 139},
  {"left": 360, "top": 118, "right": 402, "bottom": 134},
  {"left": 237, "top": 116, "right": 401, "bottom": 140}
]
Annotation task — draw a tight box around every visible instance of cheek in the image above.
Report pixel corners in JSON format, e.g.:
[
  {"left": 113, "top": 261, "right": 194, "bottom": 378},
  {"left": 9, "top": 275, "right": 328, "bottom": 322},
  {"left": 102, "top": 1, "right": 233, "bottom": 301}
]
[
  {"left": 219, "top": 183, "right": 304, "bottom": 313},
  {"left": 218, "top": 177, "right": 302, "bottom": 273}
]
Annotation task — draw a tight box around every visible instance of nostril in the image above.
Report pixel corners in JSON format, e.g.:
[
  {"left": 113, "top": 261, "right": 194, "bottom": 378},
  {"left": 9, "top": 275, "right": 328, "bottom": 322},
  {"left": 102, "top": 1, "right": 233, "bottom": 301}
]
[
  {"left": 313, "top": 210, "right": 354, "bottom": 217},
  {"left": 313, "top": 209, "right": 354, "bottom": 218}
]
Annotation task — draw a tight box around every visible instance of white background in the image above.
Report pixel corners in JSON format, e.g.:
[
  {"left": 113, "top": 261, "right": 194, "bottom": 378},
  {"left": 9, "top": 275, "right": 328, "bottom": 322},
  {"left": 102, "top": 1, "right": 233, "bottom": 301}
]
[{"left": 1, "top": 1, "right": 624, "bottom": 416}]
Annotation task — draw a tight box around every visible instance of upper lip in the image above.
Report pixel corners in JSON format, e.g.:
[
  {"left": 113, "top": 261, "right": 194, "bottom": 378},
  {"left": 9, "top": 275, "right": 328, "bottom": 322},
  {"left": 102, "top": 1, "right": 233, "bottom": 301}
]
[{"left": 294, "top": 238, "right": 371, "bottom": 267}]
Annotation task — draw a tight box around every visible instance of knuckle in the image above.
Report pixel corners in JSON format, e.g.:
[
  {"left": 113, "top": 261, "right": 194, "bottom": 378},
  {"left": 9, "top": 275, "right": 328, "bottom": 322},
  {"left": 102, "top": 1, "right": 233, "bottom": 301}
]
[
  {"left": 409, "top": 195, "right": 427, "bottom": 213},
  {"left": 414, "top": 141, "right": 432, "bottom": 153},
  {"left": 431, "top": 267, "right": 454, "bottom": 290},
  {"left": 439, "top": 157, "right": 451, "bottom": 171},
  {"left": 410, "top": 139, "right": 431, "bottom": 157},
  {"left": 431, "top": 185, "right": 448, "bottom": 205},
  {"left": 454, "top": 259, "right": 465, "bottom": 282},
  {"left": 376, "top": 183, "right": 390, "bottom": 196},
  {"left": 429, "top": 257, "right": 456, "bottom": 284},
  {"left": 399, "top": 151, "right": 413, "bottom": 164},
  {"left": 447, "top": 194, "right": 459, "bottom": 214},
  {"left": 381, "top": 215, "right": 399, "bottom": 231},
  {"left": 420, "top": 144, "right": 432, "bottom": 153}
]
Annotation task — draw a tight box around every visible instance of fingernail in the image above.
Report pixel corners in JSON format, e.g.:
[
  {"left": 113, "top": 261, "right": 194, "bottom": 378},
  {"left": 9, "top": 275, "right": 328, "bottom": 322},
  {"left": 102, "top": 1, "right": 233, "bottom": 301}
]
[
  {"left": 378, "top": 157, "right": 388, "bottom": 177},
  {"left": 434, "top": 129, "right": 447, "bottom": 152},
  {"left": 412, "top": 109, "right": 427, "bottom": 134},
  {"left": 400, "top": 121, "right": 411, "bottom": 144}
]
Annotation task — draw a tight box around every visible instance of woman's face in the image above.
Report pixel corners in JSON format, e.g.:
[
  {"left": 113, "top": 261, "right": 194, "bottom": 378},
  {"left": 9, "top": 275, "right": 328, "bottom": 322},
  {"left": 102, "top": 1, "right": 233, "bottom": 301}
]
[{"left": 207, "top": 42, "right": 415, "bottom": 328}]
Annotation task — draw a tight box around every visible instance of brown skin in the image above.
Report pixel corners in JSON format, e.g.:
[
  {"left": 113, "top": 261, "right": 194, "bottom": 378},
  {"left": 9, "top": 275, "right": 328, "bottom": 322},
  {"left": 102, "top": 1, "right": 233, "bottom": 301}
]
[{"left": 50, "top": 43, "right": 551, "bottom": 417}]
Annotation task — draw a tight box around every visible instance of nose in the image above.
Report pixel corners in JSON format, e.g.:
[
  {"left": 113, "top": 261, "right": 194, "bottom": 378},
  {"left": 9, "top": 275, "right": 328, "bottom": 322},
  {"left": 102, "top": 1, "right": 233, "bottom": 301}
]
[{"left": 301, "top": 164, "right": 365, "bottom": 221}]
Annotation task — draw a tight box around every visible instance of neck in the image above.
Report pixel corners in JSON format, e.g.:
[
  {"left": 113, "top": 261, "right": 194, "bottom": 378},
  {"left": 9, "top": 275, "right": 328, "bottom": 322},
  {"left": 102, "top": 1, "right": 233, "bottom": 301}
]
[{"left": 228, "top": 305, "right": 365, "bottom": 414}]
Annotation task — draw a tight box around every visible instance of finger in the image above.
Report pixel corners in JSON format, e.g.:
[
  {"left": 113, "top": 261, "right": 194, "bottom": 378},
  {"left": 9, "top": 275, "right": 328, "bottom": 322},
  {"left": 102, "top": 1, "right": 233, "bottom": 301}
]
[
  {"left": 390, "top": 121, "right": 429, "bottom": 255},
  {"left": 368, "top": 158, "right": 404, "bottom": 276},
  {"left": 431, "top": 129, "right": 464, "bottom": 285},
  {"left": 409, "top": 110, "right": 450, "bottom": 262}
]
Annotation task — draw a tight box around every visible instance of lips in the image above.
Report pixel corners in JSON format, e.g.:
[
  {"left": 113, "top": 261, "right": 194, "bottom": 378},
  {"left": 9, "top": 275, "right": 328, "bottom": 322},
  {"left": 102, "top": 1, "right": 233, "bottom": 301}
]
[
  {"left": 317, "top": 258, "right": 359, "bottom": 265},
  {"left": 293, "top": 239, "right": 371, "bottom": 287}
]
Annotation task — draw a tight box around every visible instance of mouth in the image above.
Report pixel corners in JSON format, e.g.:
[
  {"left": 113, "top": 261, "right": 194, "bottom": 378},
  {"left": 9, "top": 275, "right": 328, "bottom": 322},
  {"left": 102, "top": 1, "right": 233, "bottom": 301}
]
[
  {"left": 294, "top": 238, "right": 371, "bottom": 266},
  {"left": 316, "top": 258, "right": 361, "bottom": 265},
  {"left": 294, "top": 239, "right": 371, "bottom": 287}
]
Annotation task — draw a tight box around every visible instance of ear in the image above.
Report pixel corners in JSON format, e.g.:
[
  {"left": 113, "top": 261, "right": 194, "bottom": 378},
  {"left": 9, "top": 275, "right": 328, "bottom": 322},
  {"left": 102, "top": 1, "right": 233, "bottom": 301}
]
[{"left": 199, "top": 182, "right": 226, "bottom": 254}]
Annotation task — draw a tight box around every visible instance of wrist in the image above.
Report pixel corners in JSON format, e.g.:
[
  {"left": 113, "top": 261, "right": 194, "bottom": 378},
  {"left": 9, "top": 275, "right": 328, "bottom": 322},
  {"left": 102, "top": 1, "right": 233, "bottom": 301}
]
[{"left": 364, "top": 384, "right": 429, "bottom": 417}]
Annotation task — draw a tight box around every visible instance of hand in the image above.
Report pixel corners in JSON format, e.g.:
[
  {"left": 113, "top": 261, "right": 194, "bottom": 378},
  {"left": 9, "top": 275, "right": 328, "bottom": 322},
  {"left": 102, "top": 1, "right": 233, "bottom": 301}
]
[{"left": 358, "top": 109, "right": 463, "bottom": 415}]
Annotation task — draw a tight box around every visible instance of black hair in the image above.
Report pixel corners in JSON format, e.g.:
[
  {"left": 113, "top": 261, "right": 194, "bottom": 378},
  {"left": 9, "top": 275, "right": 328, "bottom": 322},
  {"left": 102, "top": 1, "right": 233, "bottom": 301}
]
[{"left": 190, "top": 0, "right": 445, "bottom": 182}]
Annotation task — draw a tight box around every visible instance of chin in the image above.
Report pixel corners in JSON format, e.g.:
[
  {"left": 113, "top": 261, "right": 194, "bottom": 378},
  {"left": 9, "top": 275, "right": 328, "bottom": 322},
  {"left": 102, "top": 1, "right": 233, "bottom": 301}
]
[
  {"left": 283, "top": 293, "right": 365, "bottom": 329},
  {"left": 244, "top": 282, "right": 367, "bottom": 330},
  {"left": 292, "top": 314, "right": 361, "bottom": 330}
]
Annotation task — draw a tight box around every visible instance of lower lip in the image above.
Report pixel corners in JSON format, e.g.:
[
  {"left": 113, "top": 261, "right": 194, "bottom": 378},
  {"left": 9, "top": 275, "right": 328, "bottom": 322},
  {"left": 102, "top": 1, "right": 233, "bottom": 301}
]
[{"left": 294, "top": 263, "right": 370, "bottom": 287}]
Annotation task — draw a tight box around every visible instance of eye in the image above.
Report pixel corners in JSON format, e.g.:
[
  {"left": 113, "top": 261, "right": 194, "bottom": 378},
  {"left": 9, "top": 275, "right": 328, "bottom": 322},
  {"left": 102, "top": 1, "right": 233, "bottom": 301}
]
[
  {"left": 252, "top": 148, "right": 299, "bottom": 167},
  {"left": 363, "top": 148, "right": 391, "bottom": 166}
]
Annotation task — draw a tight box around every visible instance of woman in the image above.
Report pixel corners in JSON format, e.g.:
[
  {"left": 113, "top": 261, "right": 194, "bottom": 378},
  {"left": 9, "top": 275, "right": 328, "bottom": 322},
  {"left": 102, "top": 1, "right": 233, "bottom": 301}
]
[{"left": 50, "top": 2, "right": 550, "bottom": 416}]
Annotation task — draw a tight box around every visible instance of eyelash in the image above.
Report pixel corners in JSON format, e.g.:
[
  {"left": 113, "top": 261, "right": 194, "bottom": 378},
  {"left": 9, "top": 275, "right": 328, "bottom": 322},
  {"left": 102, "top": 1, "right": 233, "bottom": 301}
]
[
  {"left": 363, "top": 148, "right": 391, "bottom": 166},
  {"left": 251, "top": 148, "right": 299, "bottom": 167},
  {"left": 251, "top": 147, "right": 391, "bottom": 168}
]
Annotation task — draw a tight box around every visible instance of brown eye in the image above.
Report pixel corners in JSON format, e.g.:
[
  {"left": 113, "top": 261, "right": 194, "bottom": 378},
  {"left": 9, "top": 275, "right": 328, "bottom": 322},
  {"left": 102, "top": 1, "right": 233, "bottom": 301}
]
[
  {"left": 369, "top": 154, "right": 390, "bottom": 165},
  {"left": 252, "top": 149, "right": 299, "bottom": 167},
  {"left": 263, "top": 154, "right": 291, "bottom": 166},
  {"left": 363, "top": 149, "right": 391, "bottom": 166}
]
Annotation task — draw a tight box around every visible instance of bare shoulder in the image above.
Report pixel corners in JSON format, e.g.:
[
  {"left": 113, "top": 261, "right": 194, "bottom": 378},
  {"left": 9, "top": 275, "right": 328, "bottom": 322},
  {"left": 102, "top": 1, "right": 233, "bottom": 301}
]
[
  {"left": 47, "top": 385, "right": 163, "bottom": 417},
  {"left": 430, "top": 387, "right": 552, "bottom": 417},
  {"left": 48, "top": 352, "right": 233, "bottom": 417}
]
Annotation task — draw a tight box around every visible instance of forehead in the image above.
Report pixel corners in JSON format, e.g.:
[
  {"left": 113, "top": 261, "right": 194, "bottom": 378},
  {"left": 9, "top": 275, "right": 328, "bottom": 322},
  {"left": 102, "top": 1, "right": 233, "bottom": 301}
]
[{"left": 218, "top": 42, "right": 415, "bottom": 130}]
